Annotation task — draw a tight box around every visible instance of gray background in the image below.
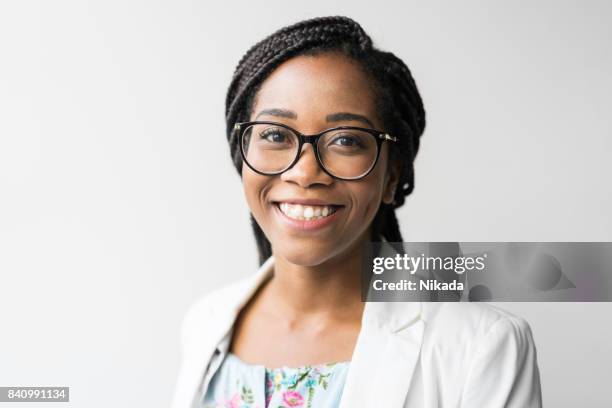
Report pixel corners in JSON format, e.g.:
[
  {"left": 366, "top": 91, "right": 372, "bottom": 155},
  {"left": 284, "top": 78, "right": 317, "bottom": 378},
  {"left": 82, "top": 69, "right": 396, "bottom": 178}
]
[{"left": 0, "top": 1, "right": 610, "bottom": 407}]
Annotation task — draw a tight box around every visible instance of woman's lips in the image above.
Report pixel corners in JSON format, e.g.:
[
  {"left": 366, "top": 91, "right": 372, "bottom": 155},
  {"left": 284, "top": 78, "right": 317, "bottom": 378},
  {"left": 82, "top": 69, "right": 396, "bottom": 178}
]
[{"left": 272, "top": 202, "right": 343, "bottom": 231}]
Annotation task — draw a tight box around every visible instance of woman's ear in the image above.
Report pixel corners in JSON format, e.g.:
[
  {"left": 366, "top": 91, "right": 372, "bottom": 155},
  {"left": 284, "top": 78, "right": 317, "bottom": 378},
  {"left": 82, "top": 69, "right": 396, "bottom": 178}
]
[{"left": 382, "top": 158, "right": 403, "bottom": 205}]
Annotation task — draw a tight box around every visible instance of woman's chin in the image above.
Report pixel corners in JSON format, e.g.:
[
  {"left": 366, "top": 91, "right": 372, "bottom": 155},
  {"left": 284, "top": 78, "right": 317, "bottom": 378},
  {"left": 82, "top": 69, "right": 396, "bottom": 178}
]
[{"left": 272, "top": 241, "right": 340, "bottom": 267}]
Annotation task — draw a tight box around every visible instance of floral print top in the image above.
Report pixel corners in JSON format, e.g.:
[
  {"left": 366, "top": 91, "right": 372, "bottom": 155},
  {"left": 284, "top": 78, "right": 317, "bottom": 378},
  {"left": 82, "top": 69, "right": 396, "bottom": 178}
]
[{"left": 201, "top": 351, "right": 350, "bottom": 408}]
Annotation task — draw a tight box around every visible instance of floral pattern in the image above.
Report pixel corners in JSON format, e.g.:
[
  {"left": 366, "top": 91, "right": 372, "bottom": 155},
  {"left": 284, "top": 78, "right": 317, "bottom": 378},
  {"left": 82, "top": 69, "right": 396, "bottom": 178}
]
[{"left": 202, "top": 353, "right": 349, "bottom": 408}]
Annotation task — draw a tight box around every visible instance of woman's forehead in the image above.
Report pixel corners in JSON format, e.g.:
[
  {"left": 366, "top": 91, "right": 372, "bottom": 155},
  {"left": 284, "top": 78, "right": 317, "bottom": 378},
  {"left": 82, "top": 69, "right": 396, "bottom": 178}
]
[{"left": 252, "top": 53, "right": 379, "bottom": 123}]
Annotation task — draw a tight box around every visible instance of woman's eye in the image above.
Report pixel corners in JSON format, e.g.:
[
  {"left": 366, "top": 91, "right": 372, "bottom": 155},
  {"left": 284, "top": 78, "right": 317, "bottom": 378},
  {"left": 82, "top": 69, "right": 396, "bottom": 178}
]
[
  {"left": 260, "top": 130, "right": 287, "bottom": 143},
  {"left": 332, "top": 135, "right": 363, "bottom": 148}
]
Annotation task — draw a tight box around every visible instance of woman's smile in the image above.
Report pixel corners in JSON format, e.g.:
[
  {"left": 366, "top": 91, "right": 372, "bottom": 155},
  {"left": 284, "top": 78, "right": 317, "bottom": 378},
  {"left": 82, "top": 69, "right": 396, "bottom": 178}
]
[{"left": 272, "top": 200, "right": 346, "bottom": 232}]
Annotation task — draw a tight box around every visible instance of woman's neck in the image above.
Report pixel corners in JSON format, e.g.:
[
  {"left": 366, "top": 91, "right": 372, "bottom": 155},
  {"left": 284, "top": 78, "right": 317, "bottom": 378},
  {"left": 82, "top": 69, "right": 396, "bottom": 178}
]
[{"left": 264, "top": 237, "right": 367, "bottom": 325}]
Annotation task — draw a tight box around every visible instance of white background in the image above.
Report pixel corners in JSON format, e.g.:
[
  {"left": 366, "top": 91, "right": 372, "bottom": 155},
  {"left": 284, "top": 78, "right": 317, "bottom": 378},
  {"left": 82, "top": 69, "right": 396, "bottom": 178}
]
[{"left": 1, "top": 1, "right": 611, "bottom": 407}]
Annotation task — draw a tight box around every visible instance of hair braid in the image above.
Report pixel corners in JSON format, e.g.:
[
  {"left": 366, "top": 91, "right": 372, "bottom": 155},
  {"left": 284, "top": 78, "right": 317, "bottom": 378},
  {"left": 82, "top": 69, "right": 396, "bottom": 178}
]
[{"left": 224, "top": 16, "right": 426, "bottom": 265}]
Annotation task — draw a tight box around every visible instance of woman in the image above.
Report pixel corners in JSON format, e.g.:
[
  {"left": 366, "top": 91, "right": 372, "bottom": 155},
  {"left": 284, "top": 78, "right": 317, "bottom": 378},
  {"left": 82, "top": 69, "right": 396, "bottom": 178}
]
[{"left": 172, "top": 16, "right": 542, "bottom": 408}]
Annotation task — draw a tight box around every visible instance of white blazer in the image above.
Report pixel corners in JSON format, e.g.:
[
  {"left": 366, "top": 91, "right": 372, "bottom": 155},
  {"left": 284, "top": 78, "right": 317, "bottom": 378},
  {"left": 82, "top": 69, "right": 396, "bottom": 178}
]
[{"left": 172, "top": 255, "right": 542, "bottom": 408}]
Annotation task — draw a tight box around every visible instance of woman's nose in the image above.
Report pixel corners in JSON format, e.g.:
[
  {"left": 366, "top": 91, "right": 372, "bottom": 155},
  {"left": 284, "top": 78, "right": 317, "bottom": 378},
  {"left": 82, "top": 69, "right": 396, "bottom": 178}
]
[{"left": 280, "top": 143, "right": 333, "bottom": 187}]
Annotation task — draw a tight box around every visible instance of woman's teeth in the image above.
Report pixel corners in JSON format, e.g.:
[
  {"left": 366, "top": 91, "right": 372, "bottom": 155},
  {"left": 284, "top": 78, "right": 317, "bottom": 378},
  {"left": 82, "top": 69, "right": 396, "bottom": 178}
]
[{"left": 278, "top": 202, "right": 338, "bottom": 220}]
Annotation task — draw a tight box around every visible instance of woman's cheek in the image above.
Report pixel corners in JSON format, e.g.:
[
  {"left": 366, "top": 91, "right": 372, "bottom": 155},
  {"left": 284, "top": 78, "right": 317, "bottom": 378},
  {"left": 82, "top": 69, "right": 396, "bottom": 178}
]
[
  {"left": 242, "top": 171, "right": 274, "bottom": 228},
  {"left": 242, "top": 172, "right": 263, "bottom": 216},
  {"left": 353, "top": 181, "right": 383, "bottom": 219}
]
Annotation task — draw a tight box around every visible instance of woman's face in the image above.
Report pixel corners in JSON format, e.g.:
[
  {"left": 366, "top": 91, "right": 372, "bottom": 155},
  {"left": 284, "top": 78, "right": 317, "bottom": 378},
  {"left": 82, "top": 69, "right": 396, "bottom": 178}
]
[{"left": 242, "top": 52, "right": 399, "bottom": 266}]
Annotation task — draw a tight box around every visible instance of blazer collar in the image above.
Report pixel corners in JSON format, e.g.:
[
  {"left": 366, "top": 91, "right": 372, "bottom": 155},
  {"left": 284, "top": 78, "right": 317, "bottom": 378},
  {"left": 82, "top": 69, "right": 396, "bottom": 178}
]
[{"left": 200, "top": 243, "right": 424, "bottom": 407}]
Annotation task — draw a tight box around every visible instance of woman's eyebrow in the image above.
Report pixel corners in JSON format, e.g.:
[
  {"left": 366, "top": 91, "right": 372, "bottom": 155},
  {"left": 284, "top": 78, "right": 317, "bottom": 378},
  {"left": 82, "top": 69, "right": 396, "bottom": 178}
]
[
  {"left": 326, "top": 112, "right": 375, "bottom": 128},
  {"left": 255, "top": 108, "right": 297, "bottom": 120}
]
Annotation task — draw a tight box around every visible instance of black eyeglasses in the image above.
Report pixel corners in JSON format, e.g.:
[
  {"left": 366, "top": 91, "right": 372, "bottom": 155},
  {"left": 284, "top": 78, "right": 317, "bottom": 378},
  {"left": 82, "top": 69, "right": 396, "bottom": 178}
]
[{"left": 234, "top": 121, "right": 398, "bottom": 180}]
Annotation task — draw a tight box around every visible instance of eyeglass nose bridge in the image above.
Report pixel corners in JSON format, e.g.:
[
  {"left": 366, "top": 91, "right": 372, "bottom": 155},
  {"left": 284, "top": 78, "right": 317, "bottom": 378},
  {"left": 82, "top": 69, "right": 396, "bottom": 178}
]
[
  {"left": 284, "top": 133, "right": 326, "bottom": 173},
  {"left": 301, "top": 134, "right": 320, "bottom": 143}
]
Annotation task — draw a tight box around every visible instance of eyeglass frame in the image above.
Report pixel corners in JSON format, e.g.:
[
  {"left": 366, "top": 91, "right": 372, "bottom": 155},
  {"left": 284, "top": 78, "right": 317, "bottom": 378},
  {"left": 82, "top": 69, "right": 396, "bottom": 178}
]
[{"left": 233, "top": 120, "right": 398, "bottom": 181}]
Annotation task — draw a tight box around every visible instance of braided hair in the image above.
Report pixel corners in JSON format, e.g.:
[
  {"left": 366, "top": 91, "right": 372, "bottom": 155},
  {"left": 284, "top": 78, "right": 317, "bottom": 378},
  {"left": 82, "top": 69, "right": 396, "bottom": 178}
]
[{"left": 225, "top": 16, "right": 426, "bottom": 265}]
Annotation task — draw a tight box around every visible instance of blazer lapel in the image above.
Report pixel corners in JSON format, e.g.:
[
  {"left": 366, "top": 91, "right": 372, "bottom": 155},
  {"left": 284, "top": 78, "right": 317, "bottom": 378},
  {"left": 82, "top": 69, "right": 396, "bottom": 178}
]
[
  {"left": 339, "top": 238, "right": 425, "bottom": 407},
  {"left": 338, "top": 300, "right": 424, "bottom": 408}
]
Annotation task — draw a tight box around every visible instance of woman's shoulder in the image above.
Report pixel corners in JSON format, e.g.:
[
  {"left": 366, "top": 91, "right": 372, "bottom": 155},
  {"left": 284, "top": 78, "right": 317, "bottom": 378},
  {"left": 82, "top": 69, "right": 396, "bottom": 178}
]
[
  {"left": 183, "top": 257, "right": 274, "bottom": 323},
  {"left": 183, "top": 275, "right": 256, "bottom": 321},
  {"left": 421, "top": 302, "right": 536, "bottom": 352},
  {"left": 418, "top": 303, "right": 542, "bottom": 406},
  {"left": 179, "top": 275, "right": 259, "bottom": 344},
  {"left": 424, "top": 301, "right": 531, "bottom": 326}
]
